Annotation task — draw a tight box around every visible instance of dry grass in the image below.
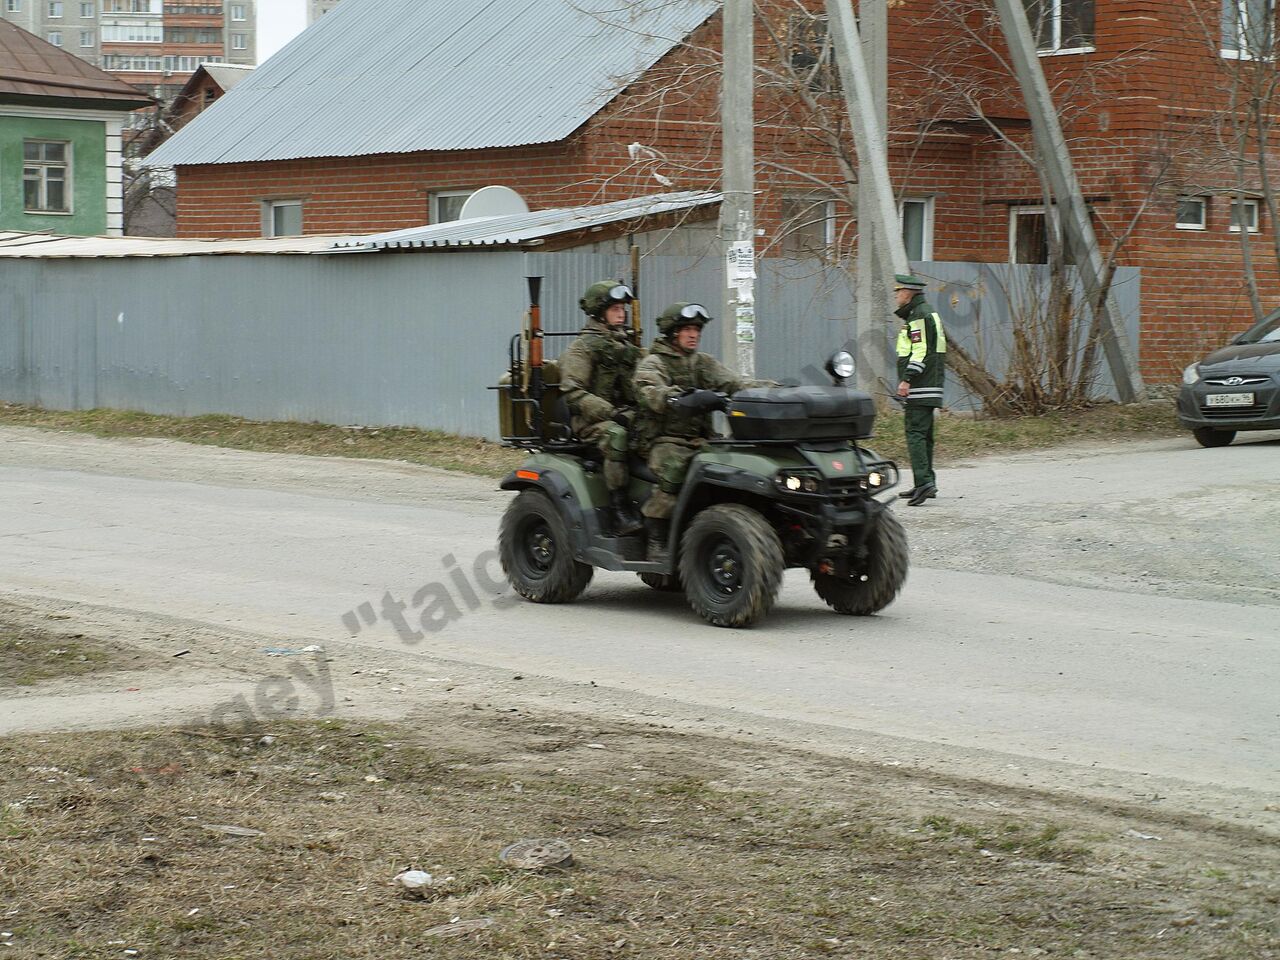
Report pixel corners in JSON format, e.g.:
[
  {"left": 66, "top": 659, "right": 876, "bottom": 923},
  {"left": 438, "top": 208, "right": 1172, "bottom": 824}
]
[
  {"left": 1, "top": 715, "right": 1274, "bottom": 959},
  {"left": 1, "top": 401, "right": 1184, "bottom": 482},
  {"left": 867, "top": 400, "right": 1184, "bottom": 466},
  {"left": 0, "top": 621, "right": 136, "bottom": 687},
  {"left": 0, "top": 404, "right": 526, "bottom": 479}
]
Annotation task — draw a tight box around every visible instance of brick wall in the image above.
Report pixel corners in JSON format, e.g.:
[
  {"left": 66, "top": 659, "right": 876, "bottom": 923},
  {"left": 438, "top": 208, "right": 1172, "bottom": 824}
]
[{"left": 173, "top": 0, "right": 1280, "bottom": 379}]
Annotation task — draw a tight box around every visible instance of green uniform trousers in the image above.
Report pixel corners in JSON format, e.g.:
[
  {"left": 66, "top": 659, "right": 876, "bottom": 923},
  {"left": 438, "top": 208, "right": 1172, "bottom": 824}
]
[
  {"left": 640, "top": 440, "right": 699, "bottom": 519},
  {"left": 904, "top": 406, "right": 937, "bottom": 490},
  {"left": 579, "top": 421, "right": 630, "bottom": 490}
]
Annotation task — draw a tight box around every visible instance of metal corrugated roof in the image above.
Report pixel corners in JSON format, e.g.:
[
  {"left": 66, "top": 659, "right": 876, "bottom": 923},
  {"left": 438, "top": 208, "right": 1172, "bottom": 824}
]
[
  {"left": 329, "top": 191, "right": 721, "bottom": 251},
  {"left": 144, "top": 0, "right": 719, "bottom": 168},
  {"left": 0, "top": 20, "right": 154, "bottom": 107},
  {"left": 0, "top": 192, "right": 719, "bottom": 258},
  {"left": 0, "top": 232, "right": 359, "bottom": 258}
]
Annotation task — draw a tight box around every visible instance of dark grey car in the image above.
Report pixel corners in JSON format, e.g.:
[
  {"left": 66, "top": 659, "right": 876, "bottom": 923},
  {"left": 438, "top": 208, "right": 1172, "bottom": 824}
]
[{"left": 1177, "top": 310, "right": 1280, "bottom": 447}]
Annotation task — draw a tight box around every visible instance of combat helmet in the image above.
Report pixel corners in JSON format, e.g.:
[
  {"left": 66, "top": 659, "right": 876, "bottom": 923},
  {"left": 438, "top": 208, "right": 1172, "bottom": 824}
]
[
  {"left": 657, "top": 302, "right": 713, "bottom": 338},
  {"left": 579, "top": 279, "right": 635, "bottom": 318}
]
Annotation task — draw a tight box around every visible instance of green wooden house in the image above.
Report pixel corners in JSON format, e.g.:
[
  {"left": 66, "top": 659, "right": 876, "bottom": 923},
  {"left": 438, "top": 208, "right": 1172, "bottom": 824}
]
[{"left": 0, "top": 20, "right": 152, "bottom": 237}]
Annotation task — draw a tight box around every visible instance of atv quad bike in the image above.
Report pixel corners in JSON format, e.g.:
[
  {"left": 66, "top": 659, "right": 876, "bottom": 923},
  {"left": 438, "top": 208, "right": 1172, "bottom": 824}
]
[{"left": 494, "top": 278, "right": 909, "bottom": 628}]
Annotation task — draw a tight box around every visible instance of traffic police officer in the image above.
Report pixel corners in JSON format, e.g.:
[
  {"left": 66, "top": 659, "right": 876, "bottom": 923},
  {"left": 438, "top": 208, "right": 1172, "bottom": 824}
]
[
  {"left": 632, "top": 303, "right": 775, "bottom": 559},
  {"left": 892, "top": 273, "right": 947, "bottom": 505},
  {"left": 559, "top": 280, "right": 645, "bottom": 535}
]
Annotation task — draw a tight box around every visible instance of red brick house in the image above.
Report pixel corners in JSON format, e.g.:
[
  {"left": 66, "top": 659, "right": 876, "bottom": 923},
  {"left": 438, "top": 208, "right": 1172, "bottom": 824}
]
[
  {"left": 145, "top": 0, "right": 1280, "bottom": 381},
  {"left": 168, "top": 63, "right": 254, "bottom": 132}
]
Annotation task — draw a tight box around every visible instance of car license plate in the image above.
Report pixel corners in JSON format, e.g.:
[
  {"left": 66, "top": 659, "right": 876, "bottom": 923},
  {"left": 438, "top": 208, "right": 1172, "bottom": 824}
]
[{"left": 1206, "top": 392, "right": 1254, "bottom": 407}]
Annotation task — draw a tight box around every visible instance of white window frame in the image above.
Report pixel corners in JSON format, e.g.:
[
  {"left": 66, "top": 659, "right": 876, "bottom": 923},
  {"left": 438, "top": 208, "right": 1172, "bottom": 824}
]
[
  {"left": 1028, "top": 0, "right": 1096, "bottom": 56},
  {"left": 79, "top": 0, "right": 92, "bottom": 15},
  {"left": 79, "top": 29, "right": 93, "bottom": 46},
  {"left": 899, "top": 196, "right": 935, "bottom": 261},
  {"left": 47, "top": 0, "right": 62, "bottom": 15},
  {"left": 230, "top": 32, "right": 246, "bottom": 50},
  {"left": 1221, "top": 0, "right": 1275, "bottom": 60},
  {"left": 5, "top": 0, "right": 20, "bottom": 12},
  {"left": 22, "top": 140, "right": 73, "bottom": 215},
  {"left": 780, "top": 193, "right": 836, "bottom": 257},
  {"left": 229, "top": 3, "right": 245, "bottom": 20},
  {"left": 1009, "top": 205, "right": 1051, "bottom": 263},
  {"left": 264, "top": 200, "right": 303, "bottom": 238},
  {"left": 1176, "top": 196, "right": 1207, "bottom": 230},
  {"left": 46, "top": 30, "right": 63, "bottom": 44},
  {"left": 1229, "top": 198, "right": 1260, "bottom": 232},
  {"left": 431, "top": 189, "right": 473, "bottom": 223}
]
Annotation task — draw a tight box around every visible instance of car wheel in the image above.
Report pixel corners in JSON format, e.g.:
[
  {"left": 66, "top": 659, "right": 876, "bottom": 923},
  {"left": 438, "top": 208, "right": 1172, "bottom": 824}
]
[
  {"left": 811, "top": 508, "right": 909, "bottom": 615},
  {"left": 679, "top": 504, "right": 784, "bottom": 628},
  {"left": 499, "top": 489, "right": 593, "bottom": 603},
  {"left": 638, "top": 572, "right": 681, "bottom": 592},
  {"left": 1193, "top": 427, "right": 1236, "bottom": 448}
]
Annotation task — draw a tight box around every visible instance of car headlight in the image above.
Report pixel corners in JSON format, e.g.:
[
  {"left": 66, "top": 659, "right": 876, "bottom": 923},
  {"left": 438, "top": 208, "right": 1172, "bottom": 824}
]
[
  {"left": 1182, "top": 363, "right": 1201, "bottom": 385},
  {"left": 776, "top": 470, "right": 821, "bottom": 493}
]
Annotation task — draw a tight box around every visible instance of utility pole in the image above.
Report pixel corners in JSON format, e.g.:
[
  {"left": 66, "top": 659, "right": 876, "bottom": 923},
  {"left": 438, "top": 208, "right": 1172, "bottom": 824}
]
[
  {"left": 825, "top": 0, "right": 910, "bottom": 387},
  {"left": 992, "top": 0, "right": 1145, "bottom": 402},
  {"left": 719, "top": 0, "right": 755, "bottom": 375},
  {"left": 854, "top": 0, "right": 890, "bottom": 394}
]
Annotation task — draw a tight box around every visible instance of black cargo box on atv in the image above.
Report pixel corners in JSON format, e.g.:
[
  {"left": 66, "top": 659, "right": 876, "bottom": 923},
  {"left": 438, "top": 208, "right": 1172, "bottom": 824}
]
[{"left": 727, "top": 385, "right": 876, "bottom": 441}]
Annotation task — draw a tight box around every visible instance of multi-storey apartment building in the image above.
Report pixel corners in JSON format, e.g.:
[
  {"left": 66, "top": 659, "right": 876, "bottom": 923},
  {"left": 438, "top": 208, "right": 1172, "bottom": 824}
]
[{"left": 0, "top": 0, "right": 255, "bottom": 101}]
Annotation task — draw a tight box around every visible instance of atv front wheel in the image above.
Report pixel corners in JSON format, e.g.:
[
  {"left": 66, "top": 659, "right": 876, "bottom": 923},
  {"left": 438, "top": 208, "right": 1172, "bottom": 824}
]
[
  {"left": 499, "top": 489, "right": 593, "bottom": 603},
  {"left": 638, "top": 572, "right": 681, "bottom": 592},
  {"left": 811, "top": 508, "right": 908, "bottom": 615},
  {"left": 679, "top": 504, "right": 784, "bottom": 628}
]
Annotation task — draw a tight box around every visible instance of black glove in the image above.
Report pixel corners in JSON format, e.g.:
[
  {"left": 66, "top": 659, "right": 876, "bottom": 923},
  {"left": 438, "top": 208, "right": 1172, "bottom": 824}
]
[
  {"left": 612, "top": 407, "right": 635, "bottom": 427},
  {"left": 670, "top": 388, "right": 727, "bottom": 412}
]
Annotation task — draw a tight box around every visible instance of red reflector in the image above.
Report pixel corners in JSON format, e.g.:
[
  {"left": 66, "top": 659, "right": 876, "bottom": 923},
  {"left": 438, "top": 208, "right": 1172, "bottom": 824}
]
[{"left": 516, "top": 469, "right": 540, "bottom": 481}]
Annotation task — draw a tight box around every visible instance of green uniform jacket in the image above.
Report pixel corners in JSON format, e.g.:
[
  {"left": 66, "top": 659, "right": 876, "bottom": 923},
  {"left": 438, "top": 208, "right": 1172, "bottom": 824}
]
[
  {"left": 559, "top": 319, "right": 644, "bottom": 436},
  {"left": 632, "top": 338, "right": 770, "bottom": 453},
  {"left": 895, "top": 294, "right": 947, "bottom": 408}
]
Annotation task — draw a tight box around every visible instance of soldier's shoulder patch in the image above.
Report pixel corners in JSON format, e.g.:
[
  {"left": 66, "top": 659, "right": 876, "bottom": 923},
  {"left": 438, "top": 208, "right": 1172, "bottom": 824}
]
[{"left": 909, "top": 329, "right": 924, "bottom": 343}]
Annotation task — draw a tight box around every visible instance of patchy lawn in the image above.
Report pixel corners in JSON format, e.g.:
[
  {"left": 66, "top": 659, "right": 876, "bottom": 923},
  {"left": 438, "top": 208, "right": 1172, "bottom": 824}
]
[
  {"left": 0, "top": 713, "right": 1273, "bottom": 959},
  {"left": 0, "top": 400, "right": 1182, "bottom": 480},
  {"left": 0, "top": 620, "right": 138, "bottom": 687}
]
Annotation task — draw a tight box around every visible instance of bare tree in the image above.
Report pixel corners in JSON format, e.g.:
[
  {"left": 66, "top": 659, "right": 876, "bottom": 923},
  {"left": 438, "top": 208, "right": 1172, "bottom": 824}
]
[{"left": 580, "top": 0, "right": 1180, "bottom": 411}]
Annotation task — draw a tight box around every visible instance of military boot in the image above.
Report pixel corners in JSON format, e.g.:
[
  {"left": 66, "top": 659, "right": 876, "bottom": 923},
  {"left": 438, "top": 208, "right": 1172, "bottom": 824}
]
[
  {"left": 645, "top": 517, "right": 670, "bottom": 561},
  {"left": 609, "top": 490, "right": 644, "bottom": 536}
]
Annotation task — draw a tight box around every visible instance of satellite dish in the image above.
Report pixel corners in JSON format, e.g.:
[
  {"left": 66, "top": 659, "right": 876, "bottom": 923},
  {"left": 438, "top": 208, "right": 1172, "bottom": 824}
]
[{"left": 458, "top": 185, "right": 530, "bottom": 220}]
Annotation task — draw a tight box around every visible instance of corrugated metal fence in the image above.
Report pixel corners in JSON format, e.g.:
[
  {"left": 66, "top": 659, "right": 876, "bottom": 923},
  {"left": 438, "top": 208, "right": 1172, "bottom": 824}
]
[{"left": 0, "top": 250, "right": 1138, "bottom": 438}]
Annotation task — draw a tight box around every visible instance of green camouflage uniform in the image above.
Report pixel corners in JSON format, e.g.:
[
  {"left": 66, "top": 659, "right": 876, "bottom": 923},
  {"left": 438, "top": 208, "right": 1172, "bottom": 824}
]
[
  {"left": 633, "top": 338, "right": 772, "bottom": 519},
  {"left": 894, "top": 292, "right": 948, "bottom": 490},
  {"left": 559, "top": 318, "right": 644, "bottom": 490}
]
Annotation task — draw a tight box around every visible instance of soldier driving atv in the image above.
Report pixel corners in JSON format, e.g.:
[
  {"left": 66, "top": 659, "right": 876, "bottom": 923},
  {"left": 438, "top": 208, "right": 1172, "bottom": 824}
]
[
  {"left": 633, "top": 303, "right": 777, "bottom": 560},
  {"left": 558, "top": 280, "right": 647, "bottom": 535}
]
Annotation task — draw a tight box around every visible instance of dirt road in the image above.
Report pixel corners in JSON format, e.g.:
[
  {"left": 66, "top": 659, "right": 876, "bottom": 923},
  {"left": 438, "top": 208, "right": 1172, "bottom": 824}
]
[{"left": 1, "top": 425, "right": 1276, "bottom": 835}]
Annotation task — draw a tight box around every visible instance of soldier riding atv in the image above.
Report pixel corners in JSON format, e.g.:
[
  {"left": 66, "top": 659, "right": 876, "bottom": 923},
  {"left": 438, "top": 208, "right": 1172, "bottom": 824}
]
[{"left": 494, "top": 277, "right": 909, "bottom": 628}]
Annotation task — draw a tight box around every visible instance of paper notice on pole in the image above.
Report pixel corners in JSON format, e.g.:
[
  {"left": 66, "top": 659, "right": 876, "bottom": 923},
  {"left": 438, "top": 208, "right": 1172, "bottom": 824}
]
[
  {"left": 728, "top": 241, "right": 756, "bottom": 281},
  {"left": 735, "top": 303, "right": 755, "bottom": 343}
]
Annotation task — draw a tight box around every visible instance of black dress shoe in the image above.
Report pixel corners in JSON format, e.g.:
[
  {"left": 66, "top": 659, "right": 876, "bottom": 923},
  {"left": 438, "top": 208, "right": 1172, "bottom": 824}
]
[{"left": 906, "top": 483, "right": 937, "bottom": 506}]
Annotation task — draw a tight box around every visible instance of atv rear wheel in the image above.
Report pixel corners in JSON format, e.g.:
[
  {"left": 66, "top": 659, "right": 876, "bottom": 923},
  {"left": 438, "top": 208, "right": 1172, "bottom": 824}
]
[
  {"left": 811, "top": 508, "right": 908, "bottom": 615},
  {"left": 638, "top": 572, "right": 681, "bottom": 592},
  {"left": 500, "top": 489, "right": 593, "bottom": 603},
  {"left": 679, "top": 504, "right": 784, "bottom": 628}
]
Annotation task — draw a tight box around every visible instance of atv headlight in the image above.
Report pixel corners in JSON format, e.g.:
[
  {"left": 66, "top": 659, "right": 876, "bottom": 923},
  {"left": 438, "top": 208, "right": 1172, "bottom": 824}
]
[
  {"left": 826, "top": 350, "right": 856, "bottom": 382},
  {"left": 1182, "top": 363, "right": 1201, "bottom": 385},
  {"left": 776, "top": 470, "right": 821, "bottom": 494},
  {"left": 868, "top": 471, "right": 884, "bottom": 488}
]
